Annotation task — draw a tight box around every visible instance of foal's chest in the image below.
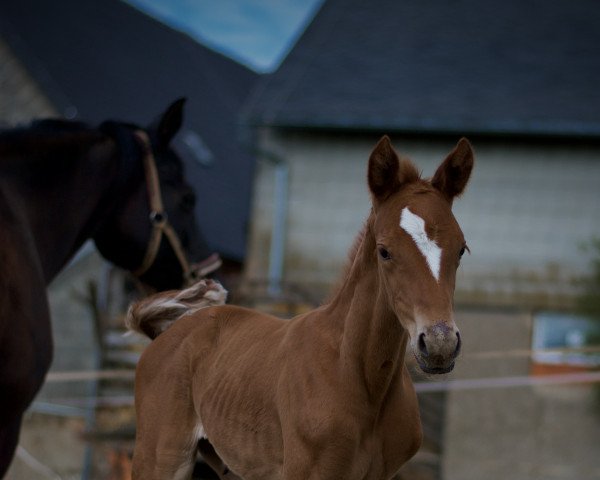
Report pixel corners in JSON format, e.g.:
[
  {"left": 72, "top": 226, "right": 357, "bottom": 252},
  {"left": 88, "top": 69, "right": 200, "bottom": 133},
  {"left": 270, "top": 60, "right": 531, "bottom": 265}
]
[
  {"left": 372, "top": 375, "right": 424, "bottom": 477},
  {"left": 351, "top": 415, "right": 422, "bottom": 479},
  {"left": 345, "top": 368, "right": 424, "bottom": 479}
]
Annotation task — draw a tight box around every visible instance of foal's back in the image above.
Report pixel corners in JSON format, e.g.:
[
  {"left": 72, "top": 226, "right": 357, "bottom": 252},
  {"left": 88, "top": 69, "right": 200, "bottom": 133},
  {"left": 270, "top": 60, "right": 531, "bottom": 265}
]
[{"left": 136, "top": 303, "right": 322, "bottom": 412}]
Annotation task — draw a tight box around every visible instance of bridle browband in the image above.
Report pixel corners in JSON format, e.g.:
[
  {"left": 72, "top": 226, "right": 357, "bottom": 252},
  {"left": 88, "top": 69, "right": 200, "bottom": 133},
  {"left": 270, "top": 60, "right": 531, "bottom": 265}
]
[{"left": 131, "top": 130, "right": 221, "bottom": 285}]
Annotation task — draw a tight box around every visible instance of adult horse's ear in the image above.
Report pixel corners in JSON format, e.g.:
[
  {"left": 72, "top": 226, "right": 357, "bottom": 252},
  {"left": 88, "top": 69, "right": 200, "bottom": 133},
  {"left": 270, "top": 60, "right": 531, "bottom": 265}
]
[
  {"left": 368, "top": 135, "right": 418, "bottom": 203},
  {"left": 431, "top": 137, "right": 474, "bottom": 205},
  {"left": 152, "top": 97, "right": 186, "bottom": 147}
]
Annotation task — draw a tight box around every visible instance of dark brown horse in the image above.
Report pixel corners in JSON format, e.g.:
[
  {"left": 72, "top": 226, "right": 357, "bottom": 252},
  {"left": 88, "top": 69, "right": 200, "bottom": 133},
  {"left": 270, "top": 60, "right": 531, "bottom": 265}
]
[{"left": 0, "top": 99, "right": 221, "bottom": 476}]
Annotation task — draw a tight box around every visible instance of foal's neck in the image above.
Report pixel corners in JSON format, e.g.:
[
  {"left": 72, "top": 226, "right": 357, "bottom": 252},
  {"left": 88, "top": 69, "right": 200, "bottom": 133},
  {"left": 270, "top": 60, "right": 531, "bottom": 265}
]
[{"left": 326, "top": 221, "right": 409, "bottom": 403}]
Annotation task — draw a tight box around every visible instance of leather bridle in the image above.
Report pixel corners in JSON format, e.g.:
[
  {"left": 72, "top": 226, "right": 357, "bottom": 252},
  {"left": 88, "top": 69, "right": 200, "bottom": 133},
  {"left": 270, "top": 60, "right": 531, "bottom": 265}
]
[{"left": 131, "top": 130, "right": 221, "bottom": 285}]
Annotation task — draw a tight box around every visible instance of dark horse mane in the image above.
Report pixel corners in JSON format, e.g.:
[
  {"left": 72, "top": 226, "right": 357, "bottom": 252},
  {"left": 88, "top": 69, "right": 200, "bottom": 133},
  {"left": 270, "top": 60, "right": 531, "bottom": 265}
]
[
  {"left": 0, "top": 118, "right": 141, "bottom": 172},
  {"left": 30, "top": 118, "right": 91, "bottom": 132},
  {"left": 27, "top": 117, "right": 138, "bottom": 135},
  {"left": 0, "top": 119, "right": 102, "bottom": 163},
  {"left": 0, "top": 118, "right": 94, "bottom": 140}
]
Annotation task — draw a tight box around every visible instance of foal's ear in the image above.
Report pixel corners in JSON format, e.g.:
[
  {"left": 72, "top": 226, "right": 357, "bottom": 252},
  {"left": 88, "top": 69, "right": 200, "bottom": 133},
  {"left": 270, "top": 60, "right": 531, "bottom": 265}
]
[
  {"left": 431, "top": 138, "right": 474, "bottom": 204},
  {"left": 151, "top": 97, "right": 186, "bottom": 147},
  {"left": 368, "top": 136, "right": 418, "bottom": 203}
]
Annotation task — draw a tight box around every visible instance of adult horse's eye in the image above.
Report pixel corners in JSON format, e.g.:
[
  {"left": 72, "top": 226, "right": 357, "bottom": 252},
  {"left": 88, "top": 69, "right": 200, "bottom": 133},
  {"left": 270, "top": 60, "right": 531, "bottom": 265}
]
[
  {"left": 378, "top": 247, "right": 392, "bottom": 260},
  {"left": 180, "top": 192, "right": 196, "bottom": 212},
  {"left": 459, "top": 247, "right": 465, "bottom": 258}
]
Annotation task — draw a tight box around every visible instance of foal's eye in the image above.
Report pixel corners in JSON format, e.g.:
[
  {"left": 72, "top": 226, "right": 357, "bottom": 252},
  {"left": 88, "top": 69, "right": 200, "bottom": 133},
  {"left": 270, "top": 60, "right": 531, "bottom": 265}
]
[
  {"left": 378, "top": 247, "right": 392, "bottom": 260},
  {"left": 459, "top": 247, "right": 466, "bottom": 258}
]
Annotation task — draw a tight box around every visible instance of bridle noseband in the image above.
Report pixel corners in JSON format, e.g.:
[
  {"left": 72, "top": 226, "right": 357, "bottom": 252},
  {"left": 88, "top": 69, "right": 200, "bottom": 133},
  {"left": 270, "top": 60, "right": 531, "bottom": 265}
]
[{"left": 131, "top": 130, "right": 221, "bottom": 285}]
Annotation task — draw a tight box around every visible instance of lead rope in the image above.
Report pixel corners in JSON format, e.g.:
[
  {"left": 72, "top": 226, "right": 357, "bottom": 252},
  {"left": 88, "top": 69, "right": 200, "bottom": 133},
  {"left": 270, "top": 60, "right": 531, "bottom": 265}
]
[{"left": 131, "top": 130, "right": 194, "bottom": 283}]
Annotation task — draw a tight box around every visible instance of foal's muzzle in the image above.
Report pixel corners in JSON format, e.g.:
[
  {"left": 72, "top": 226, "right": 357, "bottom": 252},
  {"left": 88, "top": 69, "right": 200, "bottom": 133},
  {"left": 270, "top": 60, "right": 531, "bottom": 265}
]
[{"left": 414, "top": 322, "right": 461, "bottom": 374}]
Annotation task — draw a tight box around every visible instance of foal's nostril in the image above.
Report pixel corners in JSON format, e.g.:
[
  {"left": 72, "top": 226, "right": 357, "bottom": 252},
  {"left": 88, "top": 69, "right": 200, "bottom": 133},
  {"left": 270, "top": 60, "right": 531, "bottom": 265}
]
[
  {"left": 418, "top": 333, "right": 428, "bottom": 357},
  {"left": 454, "top": 331, "right": 462, "bottom": 357}
]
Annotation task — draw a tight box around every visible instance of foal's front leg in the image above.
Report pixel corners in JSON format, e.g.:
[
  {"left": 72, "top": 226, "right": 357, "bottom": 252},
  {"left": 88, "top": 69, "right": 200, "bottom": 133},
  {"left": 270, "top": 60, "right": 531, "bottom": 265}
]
[
  {"left": 132, "top": 398, "right": 200, "bottom": 479},
  {"left": 282, "top": 438, "right": 364, "bottom": 480},
  {"left": 280, "top": 414, "right": 369, "bottom": 480},
  {"left": 132, "top": 357, "right": 201, "bottom": 479}
]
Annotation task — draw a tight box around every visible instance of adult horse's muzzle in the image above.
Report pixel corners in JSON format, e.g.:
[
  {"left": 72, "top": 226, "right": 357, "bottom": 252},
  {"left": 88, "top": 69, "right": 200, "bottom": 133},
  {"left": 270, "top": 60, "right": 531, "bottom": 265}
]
[{"left": 413, "top": 322, "right": 461, "bottom": 374}]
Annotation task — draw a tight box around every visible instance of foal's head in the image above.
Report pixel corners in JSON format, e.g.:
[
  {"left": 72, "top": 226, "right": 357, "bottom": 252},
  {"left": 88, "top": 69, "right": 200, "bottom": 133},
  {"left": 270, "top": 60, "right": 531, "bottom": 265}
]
[{"left": 368, "top": 136, "right": 473, "bottom": 374}]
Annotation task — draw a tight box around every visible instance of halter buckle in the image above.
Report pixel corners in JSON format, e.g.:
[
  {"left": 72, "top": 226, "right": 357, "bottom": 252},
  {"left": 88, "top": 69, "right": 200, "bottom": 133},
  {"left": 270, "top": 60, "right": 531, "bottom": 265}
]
[{"left": 149, "top": 210, "right": 168, "bottom": 226}]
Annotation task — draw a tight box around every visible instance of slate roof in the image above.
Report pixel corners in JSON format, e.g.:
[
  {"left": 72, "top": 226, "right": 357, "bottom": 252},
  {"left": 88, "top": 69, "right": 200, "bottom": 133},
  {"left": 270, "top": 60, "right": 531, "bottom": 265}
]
[
  {"left": 243, "top": 0, "right": 600, "bottom": 137},
  {"left": 0, "top": 0, "right": 259, "bottom": 260}
]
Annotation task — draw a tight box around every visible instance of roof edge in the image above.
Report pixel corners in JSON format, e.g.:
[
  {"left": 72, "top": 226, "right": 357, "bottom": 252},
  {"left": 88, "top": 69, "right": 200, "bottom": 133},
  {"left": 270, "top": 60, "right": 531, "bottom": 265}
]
[{"left": 244, "top": 117, "right": 600, "bottom": 141}]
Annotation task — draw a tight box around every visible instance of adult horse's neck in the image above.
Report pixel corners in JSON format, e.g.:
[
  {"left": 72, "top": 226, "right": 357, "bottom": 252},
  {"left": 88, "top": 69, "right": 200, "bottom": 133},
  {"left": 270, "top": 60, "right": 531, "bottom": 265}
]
[
  {"left": 1, "top": 129, "right": 132, "bottom": 283},
  {"left": 325, "top": 217, "right": 409, "bottom": 405}
]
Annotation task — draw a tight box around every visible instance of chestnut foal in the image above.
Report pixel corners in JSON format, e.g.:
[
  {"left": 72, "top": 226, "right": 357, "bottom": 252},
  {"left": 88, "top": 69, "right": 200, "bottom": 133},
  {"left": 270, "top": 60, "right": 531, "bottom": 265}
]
[{"left": 128, "top": 136, "right": 474, "bottom": 480}]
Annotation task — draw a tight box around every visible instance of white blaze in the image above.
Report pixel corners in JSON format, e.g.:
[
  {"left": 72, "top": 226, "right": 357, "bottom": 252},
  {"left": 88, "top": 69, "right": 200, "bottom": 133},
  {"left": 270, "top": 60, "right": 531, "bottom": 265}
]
[
  {"left": 195, "top": 423, "right": 207, "bottom": 440},
  {"left": 400, "top": 207, "right": 442, "bottom": 281}
]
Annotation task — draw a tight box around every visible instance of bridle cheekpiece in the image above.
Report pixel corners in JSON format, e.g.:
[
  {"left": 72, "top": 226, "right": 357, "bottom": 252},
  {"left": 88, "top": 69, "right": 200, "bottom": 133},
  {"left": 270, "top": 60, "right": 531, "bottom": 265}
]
[{"left": 131, "top": 130, "right": 221, "bottom": 285}]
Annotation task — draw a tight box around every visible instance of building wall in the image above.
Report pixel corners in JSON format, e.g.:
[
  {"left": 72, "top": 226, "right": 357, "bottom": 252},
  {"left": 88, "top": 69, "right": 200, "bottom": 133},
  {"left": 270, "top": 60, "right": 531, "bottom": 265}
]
[
  {"left": 443, "top": 308, "right": 600, "bottom": 480},
  {"left": 246, "top": 129, "right": 600, "bottom": 307}
]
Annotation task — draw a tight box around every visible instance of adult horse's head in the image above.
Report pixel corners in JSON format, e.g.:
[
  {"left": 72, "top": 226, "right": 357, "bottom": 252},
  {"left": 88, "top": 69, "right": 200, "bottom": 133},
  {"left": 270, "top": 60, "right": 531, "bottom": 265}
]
[
  {"left": 368, "top": 136, "right": 473, "bottom": 374},
  {"left": 94, "top": 99, "right": 220, "bottom": 291}
]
